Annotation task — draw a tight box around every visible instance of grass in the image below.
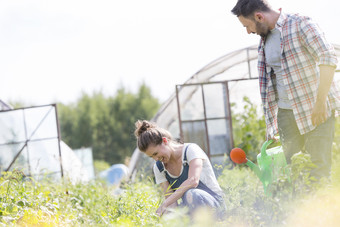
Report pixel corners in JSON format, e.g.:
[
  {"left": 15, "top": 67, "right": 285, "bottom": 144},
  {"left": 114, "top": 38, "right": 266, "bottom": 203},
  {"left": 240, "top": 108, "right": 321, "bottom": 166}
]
[{"left": 1, "top": 151, "right": 340, "bottom": 226}]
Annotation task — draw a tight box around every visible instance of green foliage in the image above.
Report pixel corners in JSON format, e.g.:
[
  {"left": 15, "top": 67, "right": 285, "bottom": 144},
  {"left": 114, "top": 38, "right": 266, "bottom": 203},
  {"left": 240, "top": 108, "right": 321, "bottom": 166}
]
[
  {"left": 2, "top": 155, "right": 340, "bottom": 227},
  {"left": 93, "top": 160, "right": 111, "bottom": 177},
  {"left": 217, "top": 167, "right": 289, "bottom": 226},
  {"left": 216, "top": 149, "right": 340, "bottom": 227},
  {"left": 231, "top": 96, "right": 267, "bottom": 162},
  {"left": 0, "top": 171, "right": 161, "bottom": 226},
  {"left": 331, "top": 152, "right": 340, "bottom": 187},
  {"left": 58, "top": 83, "right": 160, "bottom": 164},
  {"left": 289, "top": 152, "right": 318, "bottom": 191}
]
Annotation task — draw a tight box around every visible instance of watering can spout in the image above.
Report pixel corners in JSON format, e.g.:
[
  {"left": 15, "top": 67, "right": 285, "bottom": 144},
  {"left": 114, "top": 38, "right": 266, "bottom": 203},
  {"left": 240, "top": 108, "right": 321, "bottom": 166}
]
[
  {"left": 229, "top": 147, "right": 262, "bottom": 178},
  {"left": 245, "top": 159, "right": 262, "bottom": 179}
]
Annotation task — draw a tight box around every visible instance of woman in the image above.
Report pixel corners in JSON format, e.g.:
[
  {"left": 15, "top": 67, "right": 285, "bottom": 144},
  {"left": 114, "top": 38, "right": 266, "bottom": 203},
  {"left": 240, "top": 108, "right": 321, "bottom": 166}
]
[{"left": 134, "top": 120, "right": 225, "bottom": 217}]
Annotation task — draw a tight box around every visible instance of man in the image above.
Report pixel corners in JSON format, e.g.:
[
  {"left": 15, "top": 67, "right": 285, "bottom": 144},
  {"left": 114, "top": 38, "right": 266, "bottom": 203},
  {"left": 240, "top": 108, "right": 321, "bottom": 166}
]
[{"left": 231, "top": 0, "right": 340, "bottom": 179}]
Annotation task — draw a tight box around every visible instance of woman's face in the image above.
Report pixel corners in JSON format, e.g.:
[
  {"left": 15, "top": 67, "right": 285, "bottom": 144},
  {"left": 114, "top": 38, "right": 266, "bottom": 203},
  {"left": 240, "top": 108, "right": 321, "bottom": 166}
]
[{"left": 145, "top": 142, "right": 170, "bottom": 163}]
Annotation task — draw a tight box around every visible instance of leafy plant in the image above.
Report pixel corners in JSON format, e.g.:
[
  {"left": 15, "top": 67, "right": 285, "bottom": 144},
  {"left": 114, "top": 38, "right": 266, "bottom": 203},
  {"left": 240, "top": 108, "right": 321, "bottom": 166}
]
[{"left": 231, "top": 96, "right": 267, "bottom": 162}]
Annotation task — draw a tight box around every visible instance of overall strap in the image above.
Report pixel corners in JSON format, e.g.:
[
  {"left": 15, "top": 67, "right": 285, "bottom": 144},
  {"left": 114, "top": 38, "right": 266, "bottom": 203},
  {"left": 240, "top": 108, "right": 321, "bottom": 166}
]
[
  {"left": 155, "top": 144, "right": 192, "bottom": 191},
  {"left": 183, "top": 144, "right": 191, "bottom": 165},
  {"left": 156, "top": 143, "right": 190, "bottom": 172},
  {"left": 182, "top": 144, "right": 222, "bottom": 201},
  {"left": 156, "top": 160, "right": 164, "bottom": 173}
]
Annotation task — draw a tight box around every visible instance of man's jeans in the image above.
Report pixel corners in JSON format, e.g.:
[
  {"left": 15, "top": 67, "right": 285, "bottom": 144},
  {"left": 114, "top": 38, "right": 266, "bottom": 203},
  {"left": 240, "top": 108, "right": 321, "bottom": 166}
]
[{"left": 277, "top": 108, "right": 335, "bottom": 179}]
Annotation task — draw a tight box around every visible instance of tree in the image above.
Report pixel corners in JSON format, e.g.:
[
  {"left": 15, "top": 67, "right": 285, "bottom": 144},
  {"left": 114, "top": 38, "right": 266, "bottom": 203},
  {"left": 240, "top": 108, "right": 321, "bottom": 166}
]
[{"left": 58, "top": 83, "right": 160, "bottom": 164}]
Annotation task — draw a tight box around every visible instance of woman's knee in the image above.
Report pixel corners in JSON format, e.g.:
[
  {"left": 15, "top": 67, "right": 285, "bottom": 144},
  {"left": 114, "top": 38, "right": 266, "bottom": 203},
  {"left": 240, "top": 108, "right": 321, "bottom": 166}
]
[
  {"left": 182, "top": 189, "right": 217, "bottom": 207},
  {"left": 182, "top": 189, "right": 196, "bottom": 205}
]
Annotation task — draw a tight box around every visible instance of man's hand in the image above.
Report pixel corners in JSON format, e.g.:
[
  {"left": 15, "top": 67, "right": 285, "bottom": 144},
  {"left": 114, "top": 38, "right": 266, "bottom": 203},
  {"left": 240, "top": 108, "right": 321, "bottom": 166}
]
[
  {"left": 311, "top": 99, "right": 328, "bottom": 126},
  {"left": 267, "top": 134, "right": 279, "bottom": 143},
  {"left": 311, "top": 64, "right": 335, "bottom": 126}
]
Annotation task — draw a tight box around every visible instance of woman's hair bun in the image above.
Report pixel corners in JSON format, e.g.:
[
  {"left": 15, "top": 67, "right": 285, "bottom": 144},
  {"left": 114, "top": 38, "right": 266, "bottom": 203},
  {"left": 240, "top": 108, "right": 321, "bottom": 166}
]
[{"left": 134, "top": 120, "right": 155, "bottom": 137}]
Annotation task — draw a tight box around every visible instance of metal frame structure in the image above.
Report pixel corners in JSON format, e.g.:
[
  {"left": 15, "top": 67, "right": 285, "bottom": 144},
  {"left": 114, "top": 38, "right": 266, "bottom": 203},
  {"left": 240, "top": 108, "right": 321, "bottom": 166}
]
[
  {"left": 0, "top": 104, "right": 63, "bottom": 178},
  {"left": 175, "top": 77, "right": 259, "bottom": 161},
  {"left": 176, "top": 81, "right": 234, "bottom": 160}
]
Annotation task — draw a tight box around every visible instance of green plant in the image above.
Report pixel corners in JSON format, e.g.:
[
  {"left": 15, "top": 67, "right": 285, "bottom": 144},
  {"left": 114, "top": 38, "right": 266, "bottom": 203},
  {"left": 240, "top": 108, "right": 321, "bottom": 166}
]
[
  {"left": 0, "top": 171, "right": 161, "bottom": 226},
  {"left": 231, "top": 97, "right": 267, "bottom": 162}
]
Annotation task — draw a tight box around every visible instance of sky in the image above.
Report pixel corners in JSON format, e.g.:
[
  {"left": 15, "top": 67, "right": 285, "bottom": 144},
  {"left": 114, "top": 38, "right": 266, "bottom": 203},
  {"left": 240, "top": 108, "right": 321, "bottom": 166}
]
[{"left": 1, "top": 0, "right": 339, "bottom": 106}]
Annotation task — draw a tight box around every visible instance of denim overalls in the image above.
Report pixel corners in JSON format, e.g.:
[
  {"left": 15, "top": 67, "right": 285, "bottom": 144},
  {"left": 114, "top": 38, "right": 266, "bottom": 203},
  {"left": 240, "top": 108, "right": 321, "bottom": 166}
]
[{"left": 156, "top": 144, "right": 225, "bottom": 216}]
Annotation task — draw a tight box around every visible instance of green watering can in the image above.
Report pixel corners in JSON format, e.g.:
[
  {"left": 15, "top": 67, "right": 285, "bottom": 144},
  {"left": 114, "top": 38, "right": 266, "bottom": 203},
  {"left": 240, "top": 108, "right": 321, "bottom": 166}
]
[{"left": 230, "top": 139, "right": 291, "bottom": 196}]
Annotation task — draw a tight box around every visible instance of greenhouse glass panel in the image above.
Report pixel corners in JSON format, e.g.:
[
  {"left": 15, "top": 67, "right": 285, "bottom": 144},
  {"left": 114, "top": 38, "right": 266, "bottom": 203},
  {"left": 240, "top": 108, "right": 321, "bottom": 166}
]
[
  {"left": 207, "top": 119, "right": 232, "bottom": 156},
  {"left": 25, "top": 106, "right": 58, "bottom": 140},
  {"left": 182, "top": 121, "right": 208, "bottom": 154},
  {"left": 0, "top": 143, "right": 27, "bottom": 173},
  {"left": 228, "top": 79, "right": 261, "bottom": 114},
  {"left": 73, "top": 147, "right": 95, "bottom": 180},
  {"left": 0, "top": 109, "right": 26, "bottom": 144},
  {"left": 177, "top": 85, "right": 204, "bottom": 121},
  {"left": 203, "top": 83, "right": 229, "bottom": 119},
  {"left": 27, "top": 139, "right": 62, "bottom": 177},
  {"left": 7, "top": 145, "right": 30, "bottom": 174},
  {"left": 0, "top": 105, "right": 63, "bottom": 180}
]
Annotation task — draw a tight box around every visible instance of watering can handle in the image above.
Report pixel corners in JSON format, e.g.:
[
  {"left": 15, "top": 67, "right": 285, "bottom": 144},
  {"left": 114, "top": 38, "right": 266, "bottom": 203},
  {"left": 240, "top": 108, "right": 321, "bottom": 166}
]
[{"left": 260, "top": 137, "right": 279, "bottom": 157}]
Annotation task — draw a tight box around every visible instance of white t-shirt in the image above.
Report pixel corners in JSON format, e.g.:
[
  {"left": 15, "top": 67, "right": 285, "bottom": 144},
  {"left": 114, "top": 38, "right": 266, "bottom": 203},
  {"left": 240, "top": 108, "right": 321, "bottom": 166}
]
[{"left": 153, "top": 143, "right": 223, "bottom": 197}]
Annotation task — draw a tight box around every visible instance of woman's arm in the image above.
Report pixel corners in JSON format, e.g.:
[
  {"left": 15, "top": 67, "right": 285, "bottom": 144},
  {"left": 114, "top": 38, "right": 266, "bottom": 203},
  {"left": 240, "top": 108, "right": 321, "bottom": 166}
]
[
  {"left": 159, "top": 181, "right": 177, "bottom": 209},
  {"left": 156, "top": 158, "right": 203, "bottom": 216}
]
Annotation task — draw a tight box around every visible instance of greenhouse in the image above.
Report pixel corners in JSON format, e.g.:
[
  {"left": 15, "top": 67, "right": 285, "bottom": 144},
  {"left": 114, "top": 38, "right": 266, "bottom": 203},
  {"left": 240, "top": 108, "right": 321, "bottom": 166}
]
[
  {"left": 129, "top": 44, "right": 340, "bottom": 178},
  {"left": 0, "top": 104, "right": 89, "bottom": 183}
]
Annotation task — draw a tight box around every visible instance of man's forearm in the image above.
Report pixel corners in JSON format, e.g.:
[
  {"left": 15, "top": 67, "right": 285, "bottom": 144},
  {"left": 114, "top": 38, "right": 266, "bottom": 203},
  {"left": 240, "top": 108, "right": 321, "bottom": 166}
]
[
  {"left": 311, "top": 65, "right": 336, "bottom": 126},
  {"left": 317, "top": 65, "right": 336, "bottom": 102}
]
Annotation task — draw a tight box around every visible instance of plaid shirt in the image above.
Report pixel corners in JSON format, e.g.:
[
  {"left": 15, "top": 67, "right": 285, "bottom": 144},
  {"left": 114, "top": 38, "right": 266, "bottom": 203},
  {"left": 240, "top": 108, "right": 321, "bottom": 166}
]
[{"left": 258, "top": 10, "right": 339, "bottom": 138}]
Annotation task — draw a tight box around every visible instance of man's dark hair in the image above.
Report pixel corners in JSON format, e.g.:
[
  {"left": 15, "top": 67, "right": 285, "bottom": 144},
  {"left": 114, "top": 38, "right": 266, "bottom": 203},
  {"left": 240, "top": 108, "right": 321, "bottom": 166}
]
[{"left": 231, "top": 0, "right": 271, "bottom": 18}]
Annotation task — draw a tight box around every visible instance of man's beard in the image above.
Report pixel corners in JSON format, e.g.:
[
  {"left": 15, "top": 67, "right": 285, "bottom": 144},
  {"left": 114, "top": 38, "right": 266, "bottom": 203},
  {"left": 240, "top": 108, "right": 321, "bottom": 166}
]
[{"left": 256, "top": 21, "right": 270, "bottom": 38}]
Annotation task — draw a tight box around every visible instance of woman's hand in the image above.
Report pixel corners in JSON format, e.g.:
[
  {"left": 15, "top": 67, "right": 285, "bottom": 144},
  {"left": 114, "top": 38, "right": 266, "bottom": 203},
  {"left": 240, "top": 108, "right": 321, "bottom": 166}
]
[
  {"left": 155, "top": 156, "right": 203, "bottom": 217},
  {"left": 156, "top": 204, "right": 167, "bottom": 217}
]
